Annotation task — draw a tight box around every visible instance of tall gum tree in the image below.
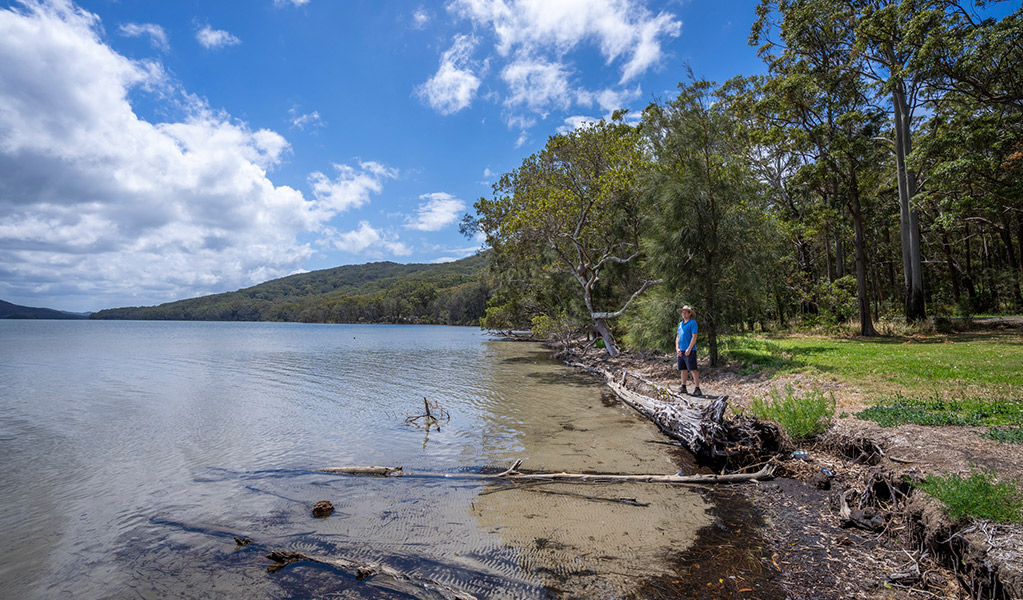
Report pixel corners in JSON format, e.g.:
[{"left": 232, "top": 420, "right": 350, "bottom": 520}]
[
  {"left": 750, "top": 0, "right": 882, "bottom": 335},
  {"left": 473, "top": 119, "right": 659, "bottom": 357}
]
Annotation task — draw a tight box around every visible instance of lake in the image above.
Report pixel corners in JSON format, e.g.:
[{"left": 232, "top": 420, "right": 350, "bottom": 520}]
[{"left": 0, "top": 320, "right": 712, "bottom": 599}]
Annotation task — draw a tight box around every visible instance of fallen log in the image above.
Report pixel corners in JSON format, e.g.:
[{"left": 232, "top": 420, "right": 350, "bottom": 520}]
[
  {"left": 568, "top": 365, "right": 780, "bottom": 468},
  {"left": 318, "top": 460, "right": 775, "bottom": 485}
]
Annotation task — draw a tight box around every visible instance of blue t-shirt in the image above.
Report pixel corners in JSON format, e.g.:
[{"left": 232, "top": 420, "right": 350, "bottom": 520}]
[{"left": 677, "top": 319, "right": 698, "bottom": 352}]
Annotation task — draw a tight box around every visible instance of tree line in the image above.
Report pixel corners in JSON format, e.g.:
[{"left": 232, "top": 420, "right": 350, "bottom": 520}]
[
  {"left": 91, "top": 255, "right": 490, "bottom": 326},
  {"left": 465, "top": 0, "right": 1022, "bottom": 362}
]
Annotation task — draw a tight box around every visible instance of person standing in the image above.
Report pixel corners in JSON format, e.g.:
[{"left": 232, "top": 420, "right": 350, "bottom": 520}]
[{"left": 675, "top": 305, "right": 701, "bottom": 395}]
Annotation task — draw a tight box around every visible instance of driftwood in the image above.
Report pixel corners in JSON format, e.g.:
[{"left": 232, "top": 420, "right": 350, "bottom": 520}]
[
  {"left": 569, "top": 365, "right": 780, "bottom": 468},
  {"left": 319, "top": 459, "right": 775, "bottom": 484},
  {"left": 265, "top": 549, "right": 477, "bottom": 600}
]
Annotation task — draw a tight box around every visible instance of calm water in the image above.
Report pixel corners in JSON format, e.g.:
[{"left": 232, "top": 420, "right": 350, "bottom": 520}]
[{"left": 0, "top": 321, "right": 710, "bottom": 599}]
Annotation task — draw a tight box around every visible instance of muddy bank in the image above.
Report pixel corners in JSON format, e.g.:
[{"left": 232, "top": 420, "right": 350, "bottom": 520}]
[{"left": 559, "top": 343, "right": 1023, "bottom": 600}]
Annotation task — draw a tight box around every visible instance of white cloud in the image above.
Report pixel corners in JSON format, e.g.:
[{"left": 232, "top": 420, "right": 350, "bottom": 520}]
[
  {"left": 289, "top": 107, "right": 325, "bottom": 130},
  {"left": 441, "top": 0, "right": 681, "bottom": 129},
  {"left": 307, "top": 161, "right": 397, "bottom": 215},
  {"left": 412, "top": 6, "right": 430, "bottom": 29},
  {"left": 196, "top": 24, "right": 240, "bottom": 49},
  {"left": 557, "top": 114, "right": 600, "bottom": 133},
  {"left": 405, "top": 192, "right": 465, "bottom": 232},
  {"left": 274, "top": 0, "right": 310, "bottom": 6},
  {"left": 417, "top": 34, "right": 483, "bottom": 115},
  {"left": 0, "top": 1, "right": 367, "bottom": 310},
  {"left": 119, "top": 22, "right": 169, "bottom": 52},
  {"left": 501, "top": 58, "right": 572, "bottom": 111},
  {"left": 325, "top": 221, "right": 411, "bottom": 257}
]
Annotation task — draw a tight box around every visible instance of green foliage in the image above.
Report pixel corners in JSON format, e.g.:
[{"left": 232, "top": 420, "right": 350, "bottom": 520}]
[
  {"left": 640, "top": 77, "right": 781, "bottom": 364},
  {"left": 916, "top": 470, "right": 1023, "bottom": 524},
  {"left": 981, "top": 427, "right": 1023, "bottom": 444},
  {"left": 620, "top": 292, "right": 685, "bottom": 354},
  {"left": 855, "top": 393, "right": 1023, "bottom": 428},
  {"left": 473, "top": 118, "right": 656, "bottom": 355},
  {"left": 91, "top": 254, "right": 490, "bottom": 325},
  {"left": 749, "top": 385, "right": 836, "bottom": 442}
]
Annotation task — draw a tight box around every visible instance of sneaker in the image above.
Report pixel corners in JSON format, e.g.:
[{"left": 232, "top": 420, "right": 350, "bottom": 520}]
[
  {"left": 680, "top": 386, "right": 688, "bottom": 395},
  {"left": 693, "top": 387, "right": 703, "bottom": 396}
]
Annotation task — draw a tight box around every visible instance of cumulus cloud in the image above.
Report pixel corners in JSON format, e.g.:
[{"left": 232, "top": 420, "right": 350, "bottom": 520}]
[
  {"left": 308, "top": 162, "right": 398, "bottom": 215},
  {"left": 119, "top": 22, "right": 169, "bottom": 52},
  {"left": 274, "top": 0, "right": 310, "bottom": 6},
  {"left": 434, "top": 0, "right": 681, "bottom": 131},
  {"left": 405, "top": 193, "right": 465, "bottom": 232},
  {"left": 324, "top": 221, "right": 411, "bottom": 257},
  {"left": 416, "top": 34, "right": 482, "bottom": 115},
  {"left": 0, "top": 1, "right": 400, "bottom": 310},
  {"left": 196, "top": 24, "right": 240, "bottom": 49}
]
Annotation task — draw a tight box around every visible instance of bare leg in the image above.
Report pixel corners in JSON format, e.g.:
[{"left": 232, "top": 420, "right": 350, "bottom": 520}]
[
  {"left": 680, "top": 369, "right": 688, "bottom": 389},
  {"left": 692, "top": 370, "right": 700, "bottom": 388}
]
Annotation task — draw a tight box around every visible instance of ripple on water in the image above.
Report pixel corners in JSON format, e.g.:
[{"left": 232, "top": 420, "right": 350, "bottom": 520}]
[{"left": 0, "top": 322, "right": 711, "bottom": 599}]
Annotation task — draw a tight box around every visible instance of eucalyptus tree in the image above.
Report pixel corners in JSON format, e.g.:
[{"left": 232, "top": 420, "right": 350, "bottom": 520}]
[
  {"left": 472, "top": 119, "right": 658, "bottom": 356},
  {"left": 751, "top": 0, "right": 884, "bottom": 335},
  {"left": 641, "top": 79, "right": 778, "bottom": 364}
]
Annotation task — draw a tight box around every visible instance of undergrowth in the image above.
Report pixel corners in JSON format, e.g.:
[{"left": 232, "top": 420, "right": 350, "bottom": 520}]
[
  {"left": 916, "top": 469, "right": 1023, "bottom": 524},
  {"left": 748, "top": 386, "right": 835, "bottom": 443}
]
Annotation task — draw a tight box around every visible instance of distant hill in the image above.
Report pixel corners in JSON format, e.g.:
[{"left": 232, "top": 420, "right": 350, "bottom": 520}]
[
  {"left": 91, "top": 253, "right": 490, "bottom": 325},
  {"left": 1, "top": 299, "right": 88, "bottom": 320}
]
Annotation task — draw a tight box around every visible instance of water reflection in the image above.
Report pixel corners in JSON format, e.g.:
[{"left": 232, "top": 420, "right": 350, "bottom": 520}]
[{"left": 0, "top": 322, "right": 710, "bottom": 599}]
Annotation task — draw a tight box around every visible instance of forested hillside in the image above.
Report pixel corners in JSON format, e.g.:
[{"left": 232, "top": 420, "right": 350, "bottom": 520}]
[
  {"left": 90, "top": 253, "right": 489, "bottom": 325},
  {"left": 1, "top": 300, "right": 87, "bottom": 320}
]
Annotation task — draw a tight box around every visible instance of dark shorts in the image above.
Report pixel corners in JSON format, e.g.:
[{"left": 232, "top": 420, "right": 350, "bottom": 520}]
[{"left": 677, "top": 351, "right": 698, "bottom": 372}]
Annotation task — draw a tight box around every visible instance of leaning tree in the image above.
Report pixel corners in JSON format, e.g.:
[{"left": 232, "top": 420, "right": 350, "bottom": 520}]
[{"left": 473, "top": 118, "right": 659, "bottom": 356}]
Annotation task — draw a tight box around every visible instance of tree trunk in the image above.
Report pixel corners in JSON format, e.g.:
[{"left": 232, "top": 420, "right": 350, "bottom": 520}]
[
  {"left": 592, "top": 318, "right": 619, "bottom": 357},
  {"left": 940, "top": 229, "right": 962, "bottom": 303},
  {"left": 892, "top": 83, "right": 926, "bottom": 322},
  {"left": 1000, "top": 215, "right": 1023, "bottom": 308},
  {"left": 847, "top": 175, "right": 875, "bottom": 336}
]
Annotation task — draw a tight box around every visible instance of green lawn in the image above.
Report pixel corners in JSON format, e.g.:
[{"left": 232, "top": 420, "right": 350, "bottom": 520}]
[{"left": 720, "top": 330, "right": 1023, "bottom": 399}]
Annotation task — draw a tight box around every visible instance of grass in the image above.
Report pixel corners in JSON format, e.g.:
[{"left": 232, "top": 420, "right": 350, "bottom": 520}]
[
  {"left": 915, "top": 469, "right": 1023, "bottom": 523},
  {"left": 980, "top": 427, "right": 1023, "bottom": 444},
  {"left": 855, "top": 393, "right": 1023, "bottom": 428},
  {"left": 721, "top": 329, "right": 1022, "bottom": 400},
  {"left": 748, "top": 385, "right": 836, "bottom": 442}
]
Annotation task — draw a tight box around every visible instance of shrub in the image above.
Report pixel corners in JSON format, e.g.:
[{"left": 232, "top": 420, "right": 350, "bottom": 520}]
[
  {"left": 749, "top": 386, "right": 836, "bottom": 443},
  {"left": 916, "top": 469, "right": 1023, "bottom": 523}
]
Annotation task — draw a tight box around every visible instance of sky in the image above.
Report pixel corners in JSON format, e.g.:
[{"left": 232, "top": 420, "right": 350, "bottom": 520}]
[{"left": 0, "top": 0, "right": 768, "bottom": 313}]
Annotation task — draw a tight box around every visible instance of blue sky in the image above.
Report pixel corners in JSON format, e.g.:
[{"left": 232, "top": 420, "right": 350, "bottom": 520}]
[{"left": 0, "top": 0, "right": 767, "bottom": 312}]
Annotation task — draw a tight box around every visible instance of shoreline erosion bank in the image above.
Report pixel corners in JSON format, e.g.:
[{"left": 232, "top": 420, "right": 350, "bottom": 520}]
[{"left": 554, "top": 340, "right": 1023, "bottom": 600}]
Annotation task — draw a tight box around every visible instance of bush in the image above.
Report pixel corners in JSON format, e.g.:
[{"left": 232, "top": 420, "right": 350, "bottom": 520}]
[
  {"left": 749, "top": 386, "right": 836, "bottom": 442},
  {"left": 916, "top": 469, "right": 1023, "bottom": 523}
]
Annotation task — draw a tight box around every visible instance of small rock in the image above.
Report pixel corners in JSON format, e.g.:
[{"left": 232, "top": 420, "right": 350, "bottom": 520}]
[
  {"left": 312, "top": 500, "right": 334, "bottom": 518},
  {"left": 234, "top": 536, "right": 252, "bottom": 547},
  {"left": 810, "top": 472, "right": 831, "bottom": 490}
]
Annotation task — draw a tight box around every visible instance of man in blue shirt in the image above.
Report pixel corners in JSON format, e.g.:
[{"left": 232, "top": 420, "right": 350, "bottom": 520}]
[{"left": 675, "top": 305, "right": 701, "bottom": 395}]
